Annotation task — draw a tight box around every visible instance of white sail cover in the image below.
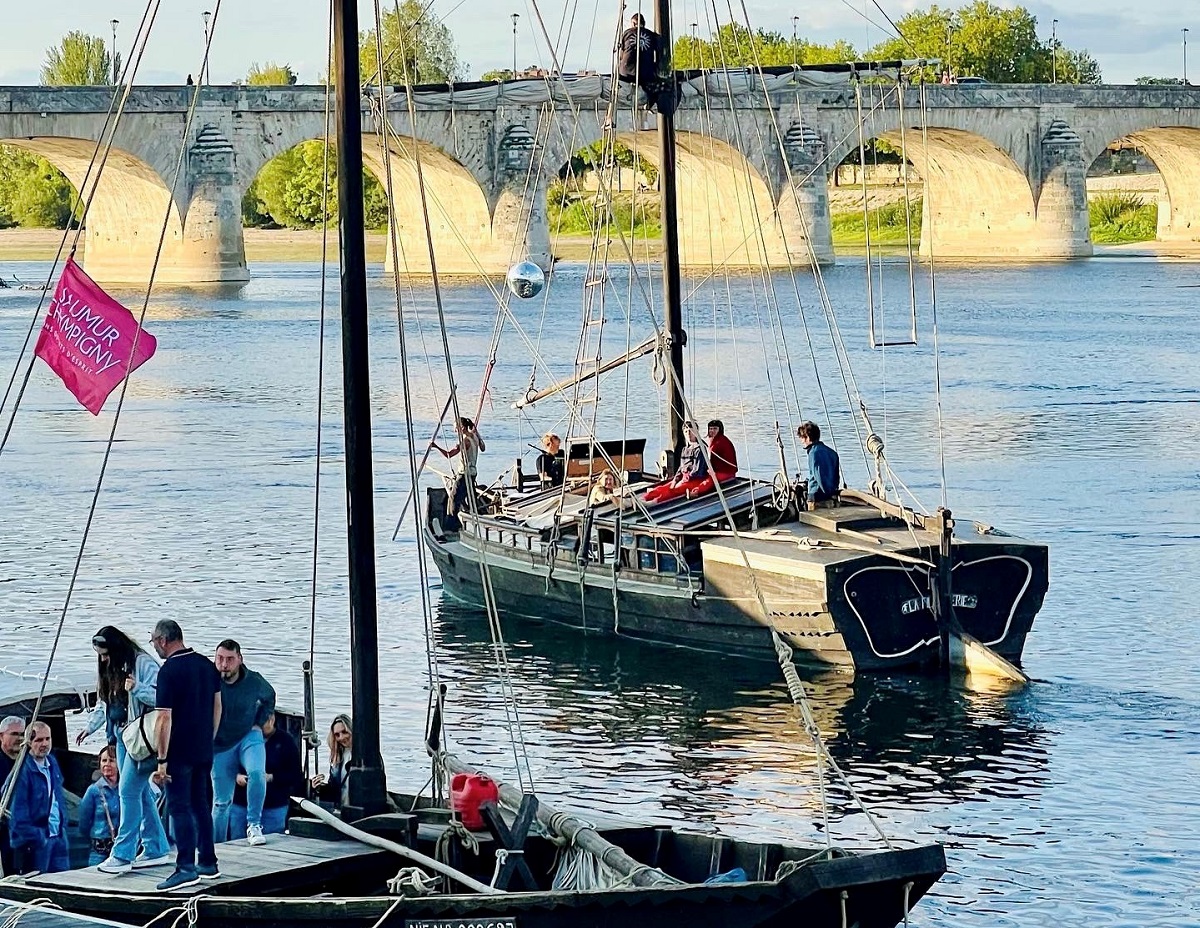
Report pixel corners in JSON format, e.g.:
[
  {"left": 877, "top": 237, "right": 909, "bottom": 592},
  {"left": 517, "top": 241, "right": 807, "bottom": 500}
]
[{"left": 382, "top": 66, "right": 906, "bottom": 110}]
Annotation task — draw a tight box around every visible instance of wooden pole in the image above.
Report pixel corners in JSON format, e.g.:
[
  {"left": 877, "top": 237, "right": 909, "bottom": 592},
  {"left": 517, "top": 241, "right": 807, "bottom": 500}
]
[
  {"left": 332, "top": 0, "right": 387, "bottom": 817},
  {"left": 295, "top": 799, "right": 503, "bottom": 895}
]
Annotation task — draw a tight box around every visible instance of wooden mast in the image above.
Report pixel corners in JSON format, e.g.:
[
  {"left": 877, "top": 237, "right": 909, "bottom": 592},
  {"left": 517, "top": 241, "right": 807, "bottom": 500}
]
[
  {"left": 331, "top": 0, "right": 387, "bottom": 817},
  {"left": 654, "top": 0, "right": 686, "bottom": 457}
]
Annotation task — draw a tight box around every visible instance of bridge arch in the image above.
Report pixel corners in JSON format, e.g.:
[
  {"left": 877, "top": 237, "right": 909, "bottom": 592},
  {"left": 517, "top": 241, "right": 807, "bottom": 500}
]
[
  {"left": 828, "top": 127, "right": 1045, "bottom": 259},
  {"left": 1, "top": 136, "right": 245, "bottom": 284},
  {"left": 1081, "top": 127, "right": 1200, "bottom": 245}
]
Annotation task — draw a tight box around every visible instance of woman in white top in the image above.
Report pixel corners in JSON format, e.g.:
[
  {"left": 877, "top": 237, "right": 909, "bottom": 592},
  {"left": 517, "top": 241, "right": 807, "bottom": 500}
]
[{"left": 433, "top": 418, "right": 486, "bottom": 523}]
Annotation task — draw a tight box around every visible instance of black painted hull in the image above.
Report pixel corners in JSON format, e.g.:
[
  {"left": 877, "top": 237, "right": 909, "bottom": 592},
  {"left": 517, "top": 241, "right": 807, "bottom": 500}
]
[{"left": 427, "top": 528, "right": 1048, "bottom": 672}]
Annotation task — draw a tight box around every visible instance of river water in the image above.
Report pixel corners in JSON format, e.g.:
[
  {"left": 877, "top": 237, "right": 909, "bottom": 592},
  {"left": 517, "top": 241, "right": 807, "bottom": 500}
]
[{"left": 1, "top": 253, "right": 1197, "bottom": 926}]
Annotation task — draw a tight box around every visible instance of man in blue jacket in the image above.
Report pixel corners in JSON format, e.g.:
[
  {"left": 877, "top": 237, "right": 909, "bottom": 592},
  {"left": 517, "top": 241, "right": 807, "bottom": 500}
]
[
  {"left": 798, "top": 421, "right": 841, "bottom": 505},
  {"left": 3, "top": 721, "right": 70, "bottom": 874}
]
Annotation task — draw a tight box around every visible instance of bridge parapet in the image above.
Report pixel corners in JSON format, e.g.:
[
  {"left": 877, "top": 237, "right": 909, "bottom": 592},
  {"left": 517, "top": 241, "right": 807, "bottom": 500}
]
[{"left": 1, "top": 83, "right": 1199, "bottom": 280}]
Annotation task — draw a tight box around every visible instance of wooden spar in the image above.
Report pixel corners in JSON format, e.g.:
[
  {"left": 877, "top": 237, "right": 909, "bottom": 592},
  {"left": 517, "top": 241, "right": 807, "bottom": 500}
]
[
  {"left": 331, "top": 0, "right": 387, "bottom": 814},
  {"left": 444, "top": 754, "right": 681, "bottom": 888},
  {"left": 513, "top": 335, "right": 658, "bottom": 409},
  {"left": 295, "top": 798, "right": 503, "bottom": 895},
  {"left": 654, "top": 0, "right": 686, "bottom": 457}
]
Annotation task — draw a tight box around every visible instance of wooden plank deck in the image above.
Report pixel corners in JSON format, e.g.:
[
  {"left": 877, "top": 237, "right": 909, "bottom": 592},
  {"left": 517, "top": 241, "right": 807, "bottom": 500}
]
[
  {"left": 23, "top": 834, "right": 387, "bottom": 898},
  {"left": 0, "top": 898, "right": 126, "bottom": 926}
]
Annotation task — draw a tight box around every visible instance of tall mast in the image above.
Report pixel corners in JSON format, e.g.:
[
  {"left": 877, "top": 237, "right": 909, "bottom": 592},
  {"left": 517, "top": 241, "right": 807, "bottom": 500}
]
[
  {"left": 331, "top": 0, "right": 387, "bottom": 818},
  {"left": 654, "top": 0, "right": 686, "bottom": 456}
]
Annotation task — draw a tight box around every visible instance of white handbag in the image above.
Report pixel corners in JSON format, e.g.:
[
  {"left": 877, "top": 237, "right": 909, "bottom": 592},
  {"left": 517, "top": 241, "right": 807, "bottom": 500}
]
[{"left": 121, "top": 709, "right": 162, "bottom": 762}]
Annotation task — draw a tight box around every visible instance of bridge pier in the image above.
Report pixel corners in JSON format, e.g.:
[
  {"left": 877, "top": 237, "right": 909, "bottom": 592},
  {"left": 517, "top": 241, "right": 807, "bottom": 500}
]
[
  {"left": 775, "top": 124, "right": 833, "bottom": 265},
  {"left": 82, "top": 124, "right": 248, "bottom": 284},
  {"left": 1034, "top": 120, "right": 1092, "bottom": 258}
]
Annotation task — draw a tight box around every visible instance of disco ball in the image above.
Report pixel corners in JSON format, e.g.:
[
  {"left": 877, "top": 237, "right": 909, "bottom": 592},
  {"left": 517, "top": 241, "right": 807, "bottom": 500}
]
[{"left": 506, "top": 261, "right": 545, "bottom": 300}]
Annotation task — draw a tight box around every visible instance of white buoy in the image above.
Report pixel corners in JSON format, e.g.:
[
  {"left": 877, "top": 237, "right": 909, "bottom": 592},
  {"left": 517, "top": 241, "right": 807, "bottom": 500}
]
[{"left": 506, "top": 261, "right": 545, "bottom": 299}]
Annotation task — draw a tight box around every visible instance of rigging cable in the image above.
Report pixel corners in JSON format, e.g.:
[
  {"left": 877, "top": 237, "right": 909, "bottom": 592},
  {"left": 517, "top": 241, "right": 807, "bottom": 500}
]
[
  {"left": 304, "top": 0, "right": 336, "bottom": 783},
  {"left": 387, "top": 0, "right": 535, "bottom": 795},
  {"left": 0, "top": 0, "right": 223, "bottom": 866},
  {"left": 0, "top": 0, "right": 164, "bottom": 458}
]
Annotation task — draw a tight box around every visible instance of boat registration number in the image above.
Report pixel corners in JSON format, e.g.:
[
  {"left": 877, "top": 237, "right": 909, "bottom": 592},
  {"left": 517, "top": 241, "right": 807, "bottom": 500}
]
[{"left": 406, "top": 921, "right": 515, "bottom": 928}]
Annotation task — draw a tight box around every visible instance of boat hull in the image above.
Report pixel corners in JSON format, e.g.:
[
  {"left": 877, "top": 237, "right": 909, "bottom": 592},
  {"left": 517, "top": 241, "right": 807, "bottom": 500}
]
[{"left": 427, "top": 527, "right": 1047, "bottom": 673}]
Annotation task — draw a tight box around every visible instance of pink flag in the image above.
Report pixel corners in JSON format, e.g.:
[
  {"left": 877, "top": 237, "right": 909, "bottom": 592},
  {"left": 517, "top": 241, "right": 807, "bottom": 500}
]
[{"left": 34, "top": 257, "right": 157, "bottom": 416}]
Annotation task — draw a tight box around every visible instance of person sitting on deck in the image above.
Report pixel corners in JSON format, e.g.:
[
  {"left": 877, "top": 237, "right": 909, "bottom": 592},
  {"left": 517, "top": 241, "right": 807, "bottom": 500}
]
[
  {"left": 536, "top": 432, "right": 565, "bottom": 488},
  {"left": 644, "top": 421, "right": 708, "bottom": 504},
  {"left": 798, "top": 420, "right": 841, "bottom": 507},
  {"left": 310, "top": 714, "right": 353, "bottom": 808},
  {"left": 683, "top": 420, "right": 739, "bottom": 498},
  {"left": 588, "top": 470, "right": 632, "bottom": 510},
  {"left": 229, "top": 712, "right": 303, "bottom": 837}
]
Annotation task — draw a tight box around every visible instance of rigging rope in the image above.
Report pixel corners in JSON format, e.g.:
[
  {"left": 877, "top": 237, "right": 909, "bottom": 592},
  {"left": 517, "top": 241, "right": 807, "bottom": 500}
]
[
  {"left": 0, "top": 0, "right": 164, "bottom": 458},
  {"left": 0, "top": 0, "right": 224, "bottom": 871},
  {"left": 304, "top": 0, "right": 335, "bottom": 784}
]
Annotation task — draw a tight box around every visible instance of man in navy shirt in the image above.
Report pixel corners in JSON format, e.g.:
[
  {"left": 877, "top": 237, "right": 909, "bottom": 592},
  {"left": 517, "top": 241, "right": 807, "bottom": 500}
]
[
  {"left": 151, "top": 620, "right": 222, "bottom": 891},
  {"left": 798, "top": 421, "right": 841, "bottom": 504}
]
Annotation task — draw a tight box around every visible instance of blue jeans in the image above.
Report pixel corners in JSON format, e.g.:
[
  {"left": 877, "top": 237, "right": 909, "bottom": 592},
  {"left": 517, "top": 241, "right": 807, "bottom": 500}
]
[
  {"left": 13, "top": 832, "right": 70, "bottom": 874},
  {"left": 111, "top": 738, "right": 170, "bottom": 863},
  {"left": 166, "top": 761, "right": 216, "bottom": 872},
  {"left": 230, "top": 804, "right": 287, "bottom": 837},
  {"left": 211, "top": 729, "right": 266, "bottom": 842}
]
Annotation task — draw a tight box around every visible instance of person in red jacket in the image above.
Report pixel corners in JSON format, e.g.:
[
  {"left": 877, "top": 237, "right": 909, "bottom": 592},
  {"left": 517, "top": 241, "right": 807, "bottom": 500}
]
[{"left": 680, "top": 420, "right": 739, "bottom": 499}]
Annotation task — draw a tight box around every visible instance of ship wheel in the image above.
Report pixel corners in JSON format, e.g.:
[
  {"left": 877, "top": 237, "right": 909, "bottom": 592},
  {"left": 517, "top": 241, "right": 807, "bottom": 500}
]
[{"left": 770, "top": 472, "right": 794, "bottom": 511}]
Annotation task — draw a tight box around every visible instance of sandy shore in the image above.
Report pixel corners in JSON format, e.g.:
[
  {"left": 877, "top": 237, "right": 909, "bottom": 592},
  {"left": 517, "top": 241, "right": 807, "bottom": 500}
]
[{"left": 0, "top": 228, "right": 664, "bottom": 265}]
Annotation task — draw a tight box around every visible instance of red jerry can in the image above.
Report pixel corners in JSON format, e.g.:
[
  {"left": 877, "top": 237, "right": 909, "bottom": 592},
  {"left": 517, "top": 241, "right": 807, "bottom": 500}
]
[{"left": 450, "top": 773, "right": 499, "bottom": 831}]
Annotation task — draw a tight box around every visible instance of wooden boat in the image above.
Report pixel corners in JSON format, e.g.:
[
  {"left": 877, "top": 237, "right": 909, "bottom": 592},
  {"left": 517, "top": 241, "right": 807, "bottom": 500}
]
[
  {"left": 428, "top": 479, "right": 1047, "bottom": 672},
  {"left": 0, "top": 2, "right": 946, "bottom": 924},
  {"left": 421, "top": 47, "right": 1049, "bottom": 680}
]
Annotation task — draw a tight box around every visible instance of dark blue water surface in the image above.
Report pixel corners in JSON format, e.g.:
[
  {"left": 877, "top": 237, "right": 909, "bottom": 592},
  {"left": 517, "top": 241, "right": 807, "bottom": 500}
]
[{"left": 1, "top": 254, "right": 1198, "bottom": 926}]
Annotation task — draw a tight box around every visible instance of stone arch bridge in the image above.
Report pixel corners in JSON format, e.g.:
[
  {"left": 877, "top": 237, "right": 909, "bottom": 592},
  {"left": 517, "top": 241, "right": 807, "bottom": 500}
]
[{"left": 1, "top": 82, "right": 1198, "bottom": 283}]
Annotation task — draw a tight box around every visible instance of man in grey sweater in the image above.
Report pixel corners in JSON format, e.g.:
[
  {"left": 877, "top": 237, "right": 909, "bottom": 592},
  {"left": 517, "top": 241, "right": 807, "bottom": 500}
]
[{"left": 211, "top": 639, "right": 276, "bottom": 846}]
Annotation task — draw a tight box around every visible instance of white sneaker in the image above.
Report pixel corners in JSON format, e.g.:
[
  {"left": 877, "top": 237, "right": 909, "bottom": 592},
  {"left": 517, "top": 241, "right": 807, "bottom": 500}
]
[
  {"left": 132, "top": 851, "right": 174, "bottom": 869},
  {"left": 97, "top": 855, "right": 132, "bottom": 874},
  {"left": 246, "top": 824, "right": 267, "bottom": 846}
]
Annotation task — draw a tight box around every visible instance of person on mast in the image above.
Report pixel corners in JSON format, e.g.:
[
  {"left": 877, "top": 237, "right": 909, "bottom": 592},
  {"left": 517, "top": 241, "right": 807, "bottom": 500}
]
[{"left": 617, "top": 12, "right": 662, "bottom": 103}]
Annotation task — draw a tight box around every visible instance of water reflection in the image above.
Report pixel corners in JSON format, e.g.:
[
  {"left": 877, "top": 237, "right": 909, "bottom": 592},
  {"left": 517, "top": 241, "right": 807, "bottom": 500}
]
[{"left": 432, "top": 600, "right": 1049, "bottom": 826}]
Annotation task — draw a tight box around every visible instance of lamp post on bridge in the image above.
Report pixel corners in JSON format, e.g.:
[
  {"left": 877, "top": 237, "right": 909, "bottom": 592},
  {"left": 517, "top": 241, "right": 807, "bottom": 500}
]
[
  {"left": 202, "top": 10, "right": 211, "bottom": 84},
  {"left": 1185, "top": 28, "right": 1190, "bottom": 85},
  {"left": 109, "top": 19, "right": 119, "bottom": 85},
  {"left": 792, "top": 16, "right": 800, "bottom": 67},
  {"left": 1051, "top": 19, "right": 1058, "bottom": 84},
  {"left": 691, "top": 22, "right": 699, "bottom": 68},
  {"left": 511, "top": 13, "right": 519, "bottom": 78}
]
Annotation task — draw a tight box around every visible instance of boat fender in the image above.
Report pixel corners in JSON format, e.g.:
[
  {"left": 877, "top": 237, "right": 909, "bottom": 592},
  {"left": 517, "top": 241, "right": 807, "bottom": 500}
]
[{"left": 690, "top": 591, "right": 701, "bottom": 609}]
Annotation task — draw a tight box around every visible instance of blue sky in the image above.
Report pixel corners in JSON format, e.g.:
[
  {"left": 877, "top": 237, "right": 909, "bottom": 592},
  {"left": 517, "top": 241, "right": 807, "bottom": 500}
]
[{"left": 0, "top": 1, "right": 1190, "bottom": 86}]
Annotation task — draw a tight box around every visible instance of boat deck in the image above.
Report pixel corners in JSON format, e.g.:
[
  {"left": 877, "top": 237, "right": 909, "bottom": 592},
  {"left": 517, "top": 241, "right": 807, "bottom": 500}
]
[
  {"left": 0, "top": 899, "right": 126, "bottom": 927},
  {"left": 21, "top": 835, "right": 386, "bottom": 898}
]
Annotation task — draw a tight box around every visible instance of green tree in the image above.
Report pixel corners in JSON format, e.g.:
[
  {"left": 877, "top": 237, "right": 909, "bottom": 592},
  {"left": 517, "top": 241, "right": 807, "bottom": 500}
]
[
  {"left": 0, "top": 146, "right": 78, "bottom": 228},
  {"left": 243, "top": 141, "right": 389, "bottom": 230},
  {"left": 480, "top": 69, "right": 514, "bottom": 82},
  {"left": 1135, "top": 76, "right": 1185, "bottom": 86},
  {"left": 41, "top": 31, "right": 114, "bottom": 85},
  {"left": 359, "top": 0, "right": 463, "bottom": 85},
  {"left": 674, "top": 25, "right": 855, "bottom": 69},
  {"left": 866, "top": 3, "right": 1099, "bottom": 84},
  {"left": 246, "top": 62, "right": 298, "bottom": 85}
]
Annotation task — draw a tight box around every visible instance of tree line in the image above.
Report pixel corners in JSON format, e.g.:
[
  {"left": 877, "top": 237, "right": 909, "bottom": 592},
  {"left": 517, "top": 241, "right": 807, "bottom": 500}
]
[{"left": 1, "top": 2, "right": 1182, "bottom": 231}]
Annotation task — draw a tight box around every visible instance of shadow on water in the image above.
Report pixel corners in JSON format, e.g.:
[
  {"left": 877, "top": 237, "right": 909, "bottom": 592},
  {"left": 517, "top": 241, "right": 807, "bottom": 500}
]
[{"left": 431, "top": 598, "right": 1050, "bottom": 825}]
